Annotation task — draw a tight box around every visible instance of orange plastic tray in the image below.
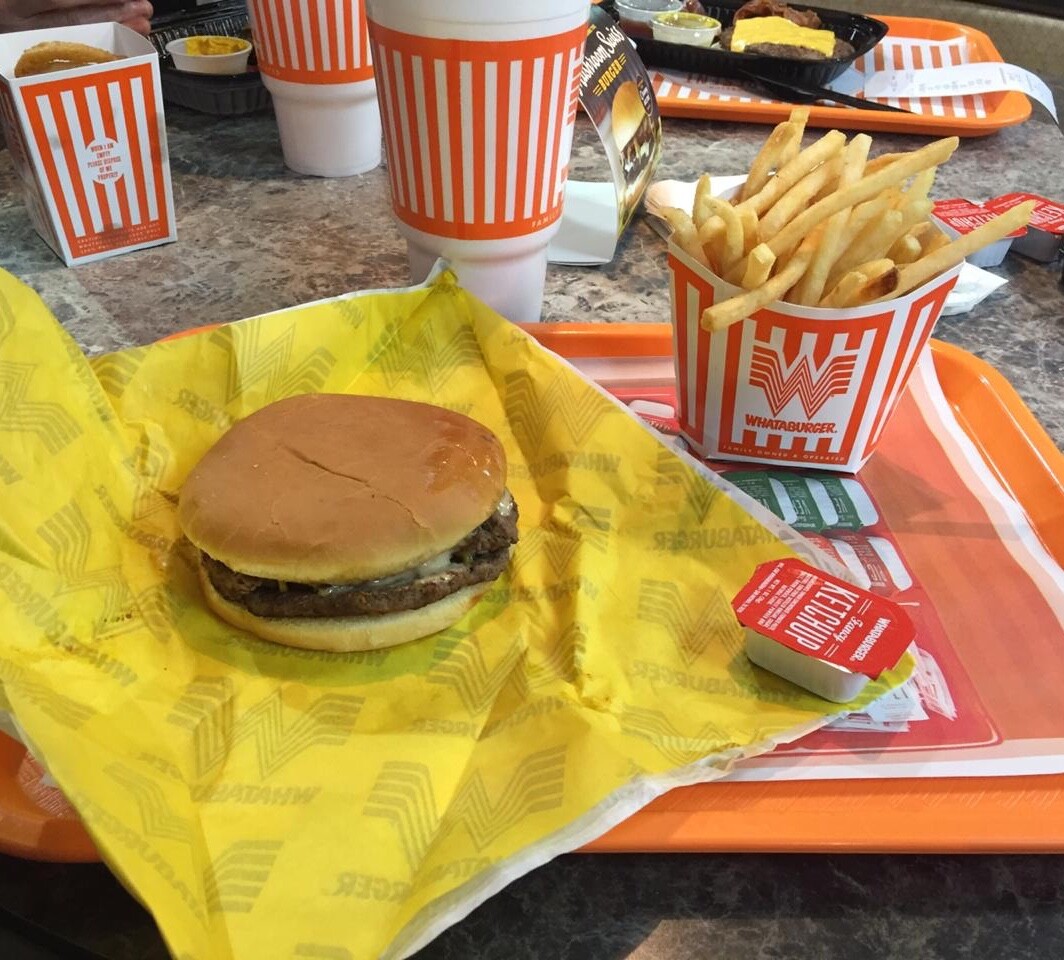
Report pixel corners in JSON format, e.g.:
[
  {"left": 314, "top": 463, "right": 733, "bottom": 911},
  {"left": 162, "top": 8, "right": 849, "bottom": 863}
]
[
  {"left": 531, "top": 325, "right": 1064, "bottom": 854},
  {"left": 1, "top": 328, "right": 1062, "bottom": 860},
  {"left": 649, "top": 16, "right": 1032, "bottom": 137}
]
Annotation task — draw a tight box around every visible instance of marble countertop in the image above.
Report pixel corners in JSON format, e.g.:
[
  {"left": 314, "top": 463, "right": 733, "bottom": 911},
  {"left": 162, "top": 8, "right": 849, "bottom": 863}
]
[
  {"left": 1, "top": 88, "right": 1063, "bottom": 960},
  {"left": 3, "top": 96, "right": 1063, "bottom": 442}
]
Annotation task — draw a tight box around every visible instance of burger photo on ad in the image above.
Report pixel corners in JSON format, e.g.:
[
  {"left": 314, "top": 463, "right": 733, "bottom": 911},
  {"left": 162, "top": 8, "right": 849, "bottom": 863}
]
[{"left": 609, "top": 77, "right": 661, "bottom": 228}]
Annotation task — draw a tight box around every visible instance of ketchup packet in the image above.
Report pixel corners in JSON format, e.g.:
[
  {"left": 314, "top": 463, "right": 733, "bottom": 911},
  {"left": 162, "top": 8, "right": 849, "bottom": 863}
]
[
  {"left": 932, "top": 198, "right": 1026, "bottom": 268},
  {"left": 984, "top": 192, "right": 1064, "bottom": 262},
  {"left": 732, "top": 558, "right": 914, "bottom": 680}
]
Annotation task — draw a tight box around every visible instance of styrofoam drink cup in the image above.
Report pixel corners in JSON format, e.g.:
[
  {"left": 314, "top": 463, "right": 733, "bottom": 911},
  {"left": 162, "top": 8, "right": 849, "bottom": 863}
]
[
  {"left": 365, "top": 0, "right": 592, "bottom": 322},
  {"left": 668, "top": 241, "right": 961, "bottom": 473},
  {"left": 246, "top": 0, "right": 381, "bottom": 177}
]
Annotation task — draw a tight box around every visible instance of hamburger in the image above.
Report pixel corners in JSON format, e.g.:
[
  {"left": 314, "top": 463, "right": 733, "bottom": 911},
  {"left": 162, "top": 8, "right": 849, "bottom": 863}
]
[
  {"left": 611, "top": 80, "right": 656, "bottom": 184},
  {"left": 178, "top": 394, "right": 519, "bottom": 652},
  {"left": 718, "top": 0, "right": 856, "bottom": 60}
]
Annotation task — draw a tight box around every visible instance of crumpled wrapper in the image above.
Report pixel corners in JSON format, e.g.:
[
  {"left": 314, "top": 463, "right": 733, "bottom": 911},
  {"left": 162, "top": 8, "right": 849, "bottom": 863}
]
[{"left": 0, "top": 267, "right": 911, "bottom": 960}]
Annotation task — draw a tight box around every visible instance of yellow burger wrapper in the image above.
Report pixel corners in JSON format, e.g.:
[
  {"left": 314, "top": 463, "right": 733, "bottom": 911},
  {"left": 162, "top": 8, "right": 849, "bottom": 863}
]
[{"left": 0, "top": 266, "right": 912, "bottom": 960}]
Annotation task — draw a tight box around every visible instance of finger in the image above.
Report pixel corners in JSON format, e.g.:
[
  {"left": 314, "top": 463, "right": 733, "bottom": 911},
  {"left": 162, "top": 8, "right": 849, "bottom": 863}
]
[
  {"left": 24, "top": 0, "right": 151, "bottom": 28},
  {"left": 16, "top": 0, "right": 130, "bottom": 15},
  {"left": 119, "top": 9, "right": 152, "bottom": 34}
]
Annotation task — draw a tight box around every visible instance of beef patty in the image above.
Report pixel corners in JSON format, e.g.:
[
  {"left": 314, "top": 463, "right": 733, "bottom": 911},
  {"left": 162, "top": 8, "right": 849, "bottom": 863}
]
[
  {"left": 203, "top": 495, "right": 519, "bottom": 619},
  {"left": 720, "top": 26, "right": 855, "bottom": 60}
]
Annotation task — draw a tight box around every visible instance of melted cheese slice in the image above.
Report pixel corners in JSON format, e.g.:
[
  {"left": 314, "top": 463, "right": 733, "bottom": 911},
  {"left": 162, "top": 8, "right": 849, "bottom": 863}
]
[{"left": 731, "top": 16, "right": 836, "bottom": 57}]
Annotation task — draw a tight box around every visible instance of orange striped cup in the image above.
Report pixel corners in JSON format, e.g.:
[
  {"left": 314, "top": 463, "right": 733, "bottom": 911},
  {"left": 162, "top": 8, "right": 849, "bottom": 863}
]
[
  {"left": 0, "top": 24, "right": 176, "bottom": 266},
  {"left": 246, "top": 0, "right": 381, "bottom": 177},
  {"left": 366, "top": 0, "right": 591, "bottom": 322}
]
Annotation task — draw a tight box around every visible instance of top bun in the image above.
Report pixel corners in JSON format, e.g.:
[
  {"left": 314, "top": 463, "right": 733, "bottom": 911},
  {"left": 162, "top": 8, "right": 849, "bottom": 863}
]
[
  {"left": 178, "top": 394, "right": 507, "bottom": 582},
  {"left": 611, "top": 80, "right": 648, "bottom": 150}
]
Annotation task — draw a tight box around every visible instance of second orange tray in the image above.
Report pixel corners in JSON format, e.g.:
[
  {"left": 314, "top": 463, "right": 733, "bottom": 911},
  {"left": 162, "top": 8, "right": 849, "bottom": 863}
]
[{"left": 649, "top": 16, "right": 1032, "bottom": 137}]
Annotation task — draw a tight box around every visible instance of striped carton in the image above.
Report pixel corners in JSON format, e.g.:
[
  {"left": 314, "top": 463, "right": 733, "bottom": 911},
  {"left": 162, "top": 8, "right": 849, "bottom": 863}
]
[
  {"left": 0, "top": 24, "right": 175, "bottom": 266},
  {"left": 669, "top": 243, "right": 961, "bottom": 473}
]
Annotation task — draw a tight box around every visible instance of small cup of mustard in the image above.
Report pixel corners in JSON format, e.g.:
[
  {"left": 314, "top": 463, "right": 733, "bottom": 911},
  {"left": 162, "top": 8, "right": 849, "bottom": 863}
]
[
  {"left": 651, "top": 11, "right": 722, "bottom": 48},
  {"left": 166, "top": 35, "right": 253, "bottom": 75}
]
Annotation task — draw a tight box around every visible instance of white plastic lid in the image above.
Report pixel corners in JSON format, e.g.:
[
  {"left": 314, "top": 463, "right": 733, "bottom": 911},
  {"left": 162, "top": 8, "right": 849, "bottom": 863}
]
[{"left": 615, "top": 0, "right": 684, "bottom": 23}]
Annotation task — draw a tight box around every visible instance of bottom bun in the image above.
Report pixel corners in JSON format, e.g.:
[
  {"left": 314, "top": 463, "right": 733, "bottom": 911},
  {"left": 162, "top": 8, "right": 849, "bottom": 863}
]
[{"left": 198, "top": 561, "right": 491, "bottom": 652}]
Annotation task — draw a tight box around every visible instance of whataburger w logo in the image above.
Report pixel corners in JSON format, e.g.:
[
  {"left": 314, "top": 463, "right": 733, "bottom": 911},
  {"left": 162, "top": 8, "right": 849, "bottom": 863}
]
[{"left": 748, "top": 342, "right": 860, "bottom": 419}]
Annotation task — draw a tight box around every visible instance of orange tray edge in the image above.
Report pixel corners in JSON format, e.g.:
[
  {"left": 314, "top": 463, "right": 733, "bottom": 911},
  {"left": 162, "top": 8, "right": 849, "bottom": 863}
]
[
  {"left": 4, "top": 323, "right": 1062, "bottom": 860},
  {"left": 653, "top": 16, "right": 1032, "bottom": 137}
]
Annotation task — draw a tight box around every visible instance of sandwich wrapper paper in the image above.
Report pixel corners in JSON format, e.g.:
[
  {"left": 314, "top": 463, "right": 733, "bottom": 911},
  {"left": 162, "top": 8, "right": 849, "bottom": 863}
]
[{"left": 0, "top": 265, "right": 911, "bottom": 960}]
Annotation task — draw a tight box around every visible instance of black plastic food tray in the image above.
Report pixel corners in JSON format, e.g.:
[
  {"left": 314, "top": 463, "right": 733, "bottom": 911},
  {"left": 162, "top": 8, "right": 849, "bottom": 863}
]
[
  {"left": 160, "top": 68, "right": 271, "bottom": 117},
  {"left": 603, "top": 1, "right": 888, "bottom": 87},
  {"left": 150, "top": 3, "right": 271, "bottom": 117}
]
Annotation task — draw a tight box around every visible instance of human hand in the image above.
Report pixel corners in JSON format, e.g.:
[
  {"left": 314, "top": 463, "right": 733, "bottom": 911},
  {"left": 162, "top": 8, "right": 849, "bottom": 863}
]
[{"left": 1, "top": 0, "right": 153, "bottom": 36}]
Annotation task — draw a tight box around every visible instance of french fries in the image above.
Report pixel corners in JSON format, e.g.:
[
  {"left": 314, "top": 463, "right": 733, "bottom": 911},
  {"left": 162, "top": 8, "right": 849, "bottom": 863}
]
[
  {"left": 757, "top": 154, "right": 843, "bottom": 241},
  {"left": 880, "top": 200, "right": 1036, "bottom": 301},
  {"left": 821, "top": 260, "right": 898, "bottom": 308},
  {"left": 790, "top": 133, "right": 870, "bottom": 306},
  {"left": 739, "top": 107, "right": 808, "bottom": 202},
  {"left": 741, "top": 244, "right": 776, "bottom": 289},
  {"left": 889, "top": 234, "right": 923, "bottom": 265},
  {"left": 693, "top": 174, "right": 714, "bottom": 226},
  {"left": 741, "top": 129, "right": 847, "bottom": 217},
  {"left": 826, "top": 209, "right": 904, "bottom": 288},
  {"left": 662, "top": 207, "right": 708, "bottom": 267},
  {"left": 767, "top": 137, "right": 960, "bottom": 259},
  {"left": 704, "top": 197, "right": 745, "bottom": 270},
  {"left": 659, "top": 120, "right": 1034, "bottom": 333},
  {"left": 780, "top": 107, "right": 809, "bottom": 166},
  {"left": 702, "top": 232, "right": 818, "bottom": 332}
]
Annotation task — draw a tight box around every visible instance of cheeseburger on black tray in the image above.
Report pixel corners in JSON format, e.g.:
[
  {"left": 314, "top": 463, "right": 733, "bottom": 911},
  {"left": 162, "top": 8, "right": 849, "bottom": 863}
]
[{"left": 178, "top": 394, "right": 519, "bottom": 652}]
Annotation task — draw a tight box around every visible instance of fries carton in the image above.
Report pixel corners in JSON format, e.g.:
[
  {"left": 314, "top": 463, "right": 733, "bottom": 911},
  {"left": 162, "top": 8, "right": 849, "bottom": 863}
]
[
  {"left": 0, "top": 24, "right": 175, "bottom": 266},
  {"left": 668, "top": 242, "right": 961, "bottom": 473}
]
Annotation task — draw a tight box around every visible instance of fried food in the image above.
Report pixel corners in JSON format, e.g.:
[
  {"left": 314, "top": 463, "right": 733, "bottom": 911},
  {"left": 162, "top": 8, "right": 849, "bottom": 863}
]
[
  {"left": 658, "top": 111, "right": 1036, "bottom": 331},
  {"left": 720, "top": 0, "right": 856, "bottom": 60},
  {"left": 14, "top": 41, "right": 120, "bottom": 79}
]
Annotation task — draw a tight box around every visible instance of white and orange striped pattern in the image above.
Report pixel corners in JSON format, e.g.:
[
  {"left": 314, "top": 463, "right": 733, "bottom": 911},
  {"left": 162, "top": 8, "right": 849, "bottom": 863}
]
[
  {"left": 0, "top": 82, "right": 60, "bottom": 251},
  {"left": 669, "top": 246, "right": 959, "bottom": 471},
  {"left": 651, "top": 70, "right": 775, "bottom": 108},
  {"left": 16, "top": 64, "right": 173, "bottom": 262},
  {"left": 247, "top": 0, "right": 373, "bottom": 85},
  {"left": 645, "top": 11, "right": 1036, "bottom": 139},
  {"left": 651, "top": 36, "right": 994, "bottom": 120},
  {"left": 369, "top": 21, "right": 586, "bottom": 242},
  {"left": 859, "top": 36, "right": 987, "bottom": 119}
]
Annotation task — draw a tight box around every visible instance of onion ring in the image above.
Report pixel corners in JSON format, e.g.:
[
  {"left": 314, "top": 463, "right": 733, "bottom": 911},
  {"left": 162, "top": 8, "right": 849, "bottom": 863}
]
[{"left": 14, "top": 41, "right": 121, "bottom": 79}]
